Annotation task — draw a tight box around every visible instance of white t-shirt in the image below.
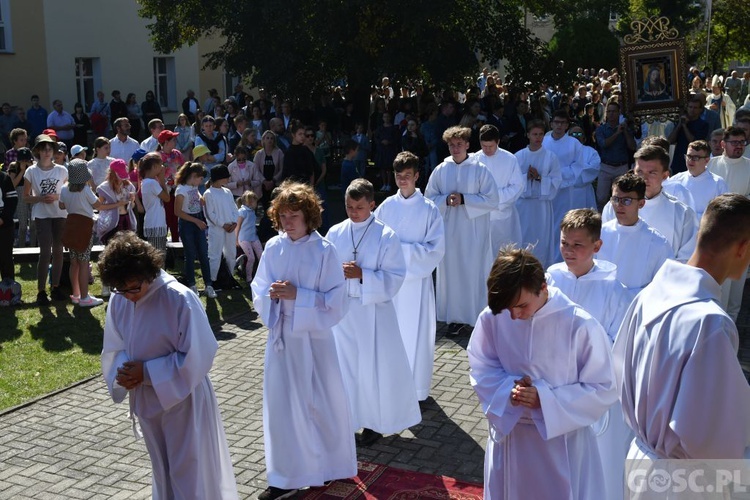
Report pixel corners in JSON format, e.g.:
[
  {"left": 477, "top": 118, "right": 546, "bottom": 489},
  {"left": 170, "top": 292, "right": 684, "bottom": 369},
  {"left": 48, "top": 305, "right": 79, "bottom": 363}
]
[
  {"left": 24, "top": 164, "right": 68, "bottom": 219},
  {"left": 59, "top": 184, "right": 98, "bottom": 219},
  {"left": 141, "top": 177, "right": 166, "bottom": 230},
  {"left": 175, "top": 184, "right": 203, "bottom": 215},
  {"left": 87, "top": 157, "right": 114, "bottom": 188}
]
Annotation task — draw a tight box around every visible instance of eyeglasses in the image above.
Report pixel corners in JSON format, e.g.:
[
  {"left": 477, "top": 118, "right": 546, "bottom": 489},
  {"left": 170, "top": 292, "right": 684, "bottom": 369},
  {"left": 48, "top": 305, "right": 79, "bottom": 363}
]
[
  {"left": 112, "top": 280, "right": 145, "bottom": 295},
  {"left": 610, "top": 196, "right": 642, "bottom": 206},
  {"left": 725, "top": 140, "right": 747, "bottom": 146},
  {"left": 684, "top": 154, "right": 708, "bottom": 161}
]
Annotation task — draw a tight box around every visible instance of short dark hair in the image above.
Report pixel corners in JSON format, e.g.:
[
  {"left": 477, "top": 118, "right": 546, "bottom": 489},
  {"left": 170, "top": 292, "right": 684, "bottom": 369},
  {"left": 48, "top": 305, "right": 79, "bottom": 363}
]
[
  {"left": 98, "top": 231, "right": 164, "bottom": 290},
  {"left": 697, "top": 193, "right": 750, "bottom": 253},
  {"left": 344, "top": 139, "right": 359, "bottom": 154},
  {"left": 345, "top": 178, "right": 375, "bottom": 202},
  {"left": 552, "top": 110, "right": 569, "bottom": 122},
  {"left": 114, "top": 117, "right": 130, "bottom": 130},
  {"left": 613, "top": 171, "right": 646, "bottom": 199},
  {"left": 724, "top": 126, "right": 747, "bottom": 141},
  {"left": 687, "top": 140, "right": 710, "bottom": 155},
  {"left": 640, "top": 135, "right": 670, "bottom": 152},
  {"left": 486, "top": 246, "right": 546, "bottom": 315},
  {"left": 138, "top": 152, "right": 163, "bottom": 178},
  {"left": 393, "top": 151, "right": 419, "bottom": 173},
  {"left": 290, "top": 119, "right": 305, "bottom": 135},
  {"left": 526, "top": 119, "right": 546, "bottom": 132},
  {"left": 634, "top": 144, "right": 670, "bottom": 172},
  {"left": 175, "top": 161, "right": 206, "bottom": 185},
  {"left": 479, "top": 124, "right": 500, "bottom": 142}
]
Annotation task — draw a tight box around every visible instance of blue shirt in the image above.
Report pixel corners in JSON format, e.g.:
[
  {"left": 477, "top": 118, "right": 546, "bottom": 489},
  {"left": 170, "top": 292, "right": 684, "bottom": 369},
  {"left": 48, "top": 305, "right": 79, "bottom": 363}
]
[
  {"left": 238, "top": 205, "right": 258, "bottom": 242},
  {"left": 595, "top": 123, "right": 630, "bottom": 165},
  {"left": 27, "top": 106, "right": 48, "bottom": 138}
]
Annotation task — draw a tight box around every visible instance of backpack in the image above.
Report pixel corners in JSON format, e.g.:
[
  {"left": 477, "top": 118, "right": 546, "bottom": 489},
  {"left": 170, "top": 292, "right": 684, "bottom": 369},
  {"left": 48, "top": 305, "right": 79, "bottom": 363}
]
[{"left": 0, "top": 279, "right": 22, "bottom": 306}]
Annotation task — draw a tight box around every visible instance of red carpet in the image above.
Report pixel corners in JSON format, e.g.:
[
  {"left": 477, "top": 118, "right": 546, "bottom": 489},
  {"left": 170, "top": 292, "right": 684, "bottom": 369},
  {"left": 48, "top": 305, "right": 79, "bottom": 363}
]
[{"left": 299, "top": 461, "right": 484, "bottom": 499}]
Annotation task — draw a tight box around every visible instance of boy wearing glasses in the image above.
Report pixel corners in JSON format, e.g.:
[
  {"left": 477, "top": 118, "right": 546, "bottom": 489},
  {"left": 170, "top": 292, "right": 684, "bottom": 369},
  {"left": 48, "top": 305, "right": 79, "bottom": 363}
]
[
  {"left": 670, "top": 140, "right": 728, "bottom": 217},
  {"left": 602, "top": 145, "right": 699, "bottom": 262},
  {"left": 598, "top": 172, "right": 672, "bottom": 300},
  {"left": 708, "top": 126, "right": 750, "bottom": 320}
]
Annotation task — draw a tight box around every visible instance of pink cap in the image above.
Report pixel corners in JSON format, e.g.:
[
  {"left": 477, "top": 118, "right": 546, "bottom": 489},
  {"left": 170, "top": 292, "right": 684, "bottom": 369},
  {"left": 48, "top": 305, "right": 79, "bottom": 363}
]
[{"left": 109, "top": 159, "right": 129, "bottom": 179}]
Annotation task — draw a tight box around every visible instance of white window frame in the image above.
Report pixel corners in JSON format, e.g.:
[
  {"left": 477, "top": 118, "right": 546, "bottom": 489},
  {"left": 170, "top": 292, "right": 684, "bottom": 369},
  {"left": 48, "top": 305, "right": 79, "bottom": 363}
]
[
  {"left": 224, "top": 70, "right": 241, "bottom": 100},
  {"left": 153, "top": 57, "right": 176, "bottom": 110},
  {"left": 0, "top": 0, "right": 13, "bottom": 53},
  {"left": 74, "top": 57, "right": 102, "bottom": 109}
]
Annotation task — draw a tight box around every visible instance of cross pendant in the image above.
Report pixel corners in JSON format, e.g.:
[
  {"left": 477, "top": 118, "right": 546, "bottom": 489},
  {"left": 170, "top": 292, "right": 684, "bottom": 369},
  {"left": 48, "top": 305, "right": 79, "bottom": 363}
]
[{"left": 353, "top": 249, "right": 358, "bottom": 259}]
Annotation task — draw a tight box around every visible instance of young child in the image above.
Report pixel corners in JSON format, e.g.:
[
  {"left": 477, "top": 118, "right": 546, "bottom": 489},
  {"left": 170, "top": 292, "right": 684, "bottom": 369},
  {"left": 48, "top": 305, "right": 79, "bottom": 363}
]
[
  {"left": 58, "top": 159, "right": 103, "bottom": 307},
  {"left": 374, "top": 152, "right": 445, "bottom": 402},
  {"left": 203, "top": 165, "right": 239, "bottom": 293},
  {"left": 235, "top": 191, "right": 262, "bottom": 285},
  {"left": 138, "top": 152, "right": 171, "bottom": 258},
  {"left": 174, "top": 162, "right": 214, "bottom": 298},
  {"left": 54, "top": 142, "right": 69, "bottom": 167},
  {"left": 515, "top": 119, "right": 562, "bottom": 268},
  {"left": 339, "top": 139, "right": 360, "bottom": 191},
  {"left": 251, "top": 181, "right": 356, "bottom": 499},
  {"left": 327, "top": 179, "right": 420, "bottom": 446},
  {"left": 424, "top": 126, "right": 499, "bottom": 334},
  {"left": 70, "top": 145, "right": 87, "bottom": 161},
  {"left": 227, "top": 146, "right": 263, "bottom": 198},
  {"left": 468, "top": 247, "right": 617, "bottom": 500},
  {"left": 596, "top": 172, "right": 673, "bottom": 301},
  {"left": 6, "top": 147, "right": 35, "bottom": 247},
  {"left": 352, "top": 122, "right": 370, "bottom": 177},
  {"left": 546, "top": 208, "right": 631, "bottom": 500},
  {"left": 88, "top": 137, "right": 115, "bottom": 192},
  {"left": 95, "top": 159, "right": 137, "bottom": 244}
]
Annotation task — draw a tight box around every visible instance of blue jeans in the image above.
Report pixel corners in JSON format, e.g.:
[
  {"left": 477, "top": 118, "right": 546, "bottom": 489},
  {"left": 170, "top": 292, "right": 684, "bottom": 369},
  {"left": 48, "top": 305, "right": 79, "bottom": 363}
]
[{"left": 179, "top": 215, "right": 212, "bottom": 287}]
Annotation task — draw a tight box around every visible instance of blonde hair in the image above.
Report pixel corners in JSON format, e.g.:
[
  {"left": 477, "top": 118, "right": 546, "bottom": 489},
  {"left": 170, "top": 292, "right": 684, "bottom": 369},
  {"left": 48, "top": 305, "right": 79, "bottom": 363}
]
[
  {"left": 559, "top": 208, "right": 601, "bottom": 241},
  {"left": 442, "top": 126, "right": 471, "bottom": 143},
  {"left": 240, "top": 190, "right": 259, "bottom": 207}
]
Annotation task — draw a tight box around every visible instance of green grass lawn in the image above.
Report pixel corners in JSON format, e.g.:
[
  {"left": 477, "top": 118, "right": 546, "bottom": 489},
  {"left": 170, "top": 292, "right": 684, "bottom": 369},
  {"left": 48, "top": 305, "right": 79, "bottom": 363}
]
[{"left": 0, "top": 260, "right": 254, "bottom": 411}]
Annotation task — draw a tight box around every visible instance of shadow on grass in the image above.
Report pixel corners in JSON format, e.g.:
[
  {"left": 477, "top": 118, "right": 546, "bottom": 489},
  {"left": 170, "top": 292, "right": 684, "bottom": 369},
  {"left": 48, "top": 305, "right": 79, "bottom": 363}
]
[
  {"left": 27, "top": 302, "right": 103, "bottom": 354},
  {"left": 0, "top": 309, "right": 21, "bottom": 351}
]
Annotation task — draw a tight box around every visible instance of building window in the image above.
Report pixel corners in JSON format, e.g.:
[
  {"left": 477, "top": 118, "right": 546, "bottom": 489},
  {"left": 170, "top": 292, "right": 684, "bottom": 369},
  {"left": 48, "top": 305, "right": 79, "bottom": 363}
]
[
  {"left": 0, "top": 0, "right": 13, "bottom": 52},
  {"left": 75, "top": 57, "right": 101, "bottom": 109},
  {"left": 224, "top": 71, "right": 241, "bottom": 101},
  {"left": 153, "top": 57, "right": 176, "bottom": 110}
]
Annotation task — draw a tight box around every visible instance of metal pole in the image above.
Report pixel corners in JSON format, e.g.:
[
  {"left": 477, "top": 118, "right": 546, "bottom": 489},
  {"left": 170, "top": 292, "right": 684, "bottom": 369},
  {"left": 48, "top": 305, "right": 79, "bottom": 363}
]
[{"left": 705, "top": 3, "right": 712, "bottom": 69}]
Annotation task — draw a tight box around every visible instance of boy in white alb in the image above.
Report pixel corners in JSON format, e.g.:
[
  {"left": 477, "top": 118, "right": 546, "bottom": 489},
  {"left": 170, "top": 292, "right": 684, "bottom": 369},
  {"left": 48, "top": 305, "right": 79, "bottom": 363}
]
[
  {"left": 203, "top": 165, "right": 239, "bottom": 289},
  {"left": 708, "top": 126, "right": 750, "bottom": 321},
  {"left": 670, "top": 140, "right": 728, "bottom": 217},
  {"left": 515, "top": 120, "right": 562, "bottom": 267},
  {"left": 425, "top": 126, "right": 499, "bottom": 332},
  {"left": 613, "top": 194, "right": 750, "bottom": 471},
  {"left": 475, "top": 124, "right": 524, "bottom": 256},
  {"left": 468, "top": 247, "right": 617, "bottom": 500},
  {"left": 546, "top": 208, "right": 631, "bottom": 500},
  {"left": 327, "top": 179, "right": 421, "bottom": 447},
  {"left": 597, "top": 172, "right": 673, "bottom": 301},
  {"left": 602, "top": 145, "right": 699, "bottom": 262},
  {"left": 375, "top": 152, "right": 445, "bottom": 402}
]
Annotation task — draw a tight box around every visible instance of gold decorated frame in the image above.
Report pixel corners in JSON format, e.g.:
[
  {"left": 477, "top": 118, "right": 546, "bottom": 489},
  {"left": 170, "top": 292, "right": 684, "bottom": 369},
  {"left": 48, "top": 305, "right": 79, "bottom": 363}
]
[{"left": 620, "top": 40, "right": 688, "bottom": 122}]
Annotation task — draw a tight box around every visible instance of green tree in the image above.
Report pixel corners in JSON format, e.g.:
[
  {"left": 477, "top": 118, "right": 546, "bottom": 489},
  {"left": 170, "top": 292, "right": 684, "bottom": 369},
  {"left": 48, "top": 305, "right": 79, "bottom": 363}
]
[
  {"left": 688, "top": 0, "right": 750, "bottom": 72},
  {"left": 548, "top": 17, "right": 621, "bottom": 74},
  {"left": 136, "top": 0, "right": 556, "bottom": 110}
]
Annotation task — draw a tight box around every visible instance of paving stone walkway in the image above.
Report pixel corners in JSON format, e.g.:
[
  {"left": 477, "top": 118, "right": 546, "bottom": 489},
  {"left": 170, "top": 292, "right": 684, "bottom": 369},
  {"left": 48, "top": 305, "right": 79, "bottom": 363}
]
[{"left": 1, "top": 280, "right": 748, "bottom": 500}]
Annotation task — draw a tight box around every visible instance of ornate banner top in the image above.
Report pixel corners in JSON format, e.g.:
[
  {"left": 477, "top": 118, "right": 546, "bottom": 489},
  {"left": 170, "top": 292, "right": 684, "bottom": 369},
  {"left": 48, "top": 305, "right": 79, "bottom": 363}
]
[{"left": 624, "top": 16, "right": 680, "bottom": 45}]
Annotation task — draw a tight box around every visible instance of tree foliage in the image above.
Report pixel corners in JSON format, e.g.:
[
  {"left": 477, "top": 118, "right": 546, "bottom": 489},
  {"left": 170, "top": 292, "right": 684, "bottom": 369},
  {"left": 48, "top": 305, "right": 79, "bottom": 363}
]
[
  {"left": 687, "top": 0, "right": 750, "bottom": 72},
  {"left": 136, "top": 0, "right": 559, "bottom": 100},
  {"left": 548, "top": 18, "right": 621, "bottom": 73}
]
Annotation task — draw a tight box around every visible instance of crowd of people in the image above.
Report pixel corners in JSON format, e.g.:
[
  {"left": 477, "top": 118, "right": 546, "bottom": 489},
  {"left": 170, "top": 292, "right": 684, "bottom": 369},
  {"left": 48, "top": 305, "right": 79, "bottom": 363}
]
[{"left": 1, "top": 64, "right": 750, "bottom": 499}]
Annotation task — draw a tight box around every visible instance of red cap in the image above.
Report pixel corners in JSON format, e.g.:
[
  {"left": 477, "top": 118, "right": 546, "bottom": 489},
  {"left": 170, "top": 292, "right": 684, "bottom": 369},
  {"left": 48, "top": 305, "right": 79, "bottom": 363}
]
[
  {"left": 42, "top": 128, "right": 58, "bottom": 140},
  {"left": 157, "top": 129, "right": 179, "bottom": 144}
]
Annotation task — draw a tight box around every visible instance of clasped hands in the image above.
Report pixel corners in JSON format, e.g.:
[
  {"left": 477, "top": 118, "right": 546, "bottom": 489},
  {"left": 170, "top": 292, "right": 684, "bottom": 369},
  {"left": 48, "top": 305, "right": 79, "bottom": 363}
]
[
  {"left": 269, "top": 280, "right": 297, "bottom": 300},
  {"left": 510, "top": 375, "right": 541, "bottom": 409},
  {"left": 447, "top": 192, "right": 463, "bottom": 207},
  {"left": 116, "top": 360, "right": 144, "bottom": 390},
  {"left": 343, "top": 262, "right": 363, "bottom": 280},
  {"left": 527, "top": 166, "right": 541, "bottom": 181}
]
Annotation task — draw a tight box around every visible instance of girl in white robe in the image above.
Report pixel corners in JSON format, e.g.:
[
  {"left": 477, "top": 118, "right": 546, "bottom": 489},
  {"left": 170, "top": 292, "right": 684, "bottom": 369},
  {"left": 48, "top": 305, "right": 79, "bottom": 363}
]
[
  {"left": 100, "top": 232, "right": 238, "bottom": 500},
  {"left": 251, "top": 181, "right": 356, "bottom": 495}
]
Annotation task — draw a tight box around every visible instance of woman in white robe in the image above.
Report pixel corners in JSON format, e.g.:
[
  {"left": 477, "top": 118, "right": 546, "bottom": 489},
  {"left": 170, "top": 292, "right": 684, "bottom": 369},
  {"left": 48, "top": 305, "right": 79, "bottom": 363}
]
[{"left": 100, "top": 232, "right": 238, "bottom": 500}]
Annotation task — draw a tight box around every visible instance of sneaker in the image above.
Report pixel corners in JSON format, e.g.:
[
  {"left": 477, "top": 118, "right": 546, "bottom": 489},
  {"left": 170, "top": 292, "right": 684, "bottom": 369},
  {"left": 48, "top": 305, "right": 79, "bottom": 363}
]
[
  {"left": 36, "top": 291, "right": 50, "bottom": 306},
  {"left": 50, "top": 287, "right": 67, "bottom": 301},
  {"left": 205, "top": 285, "right": 217, "bottom": 299},
  {"left": 70, "top": 295, "right": 81, "bottom": 304},
  {"left": 235, "top": 254, "right": 247, "bottom": 270},
  {"left": 101, "top": 285, "right": 110, "bottom": 297},
  {"left": 257, "top": 486, "right": 299, "bottom": 500},
  {"left": 78, "top": 295, "right": 104, "bottom": 307}
]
